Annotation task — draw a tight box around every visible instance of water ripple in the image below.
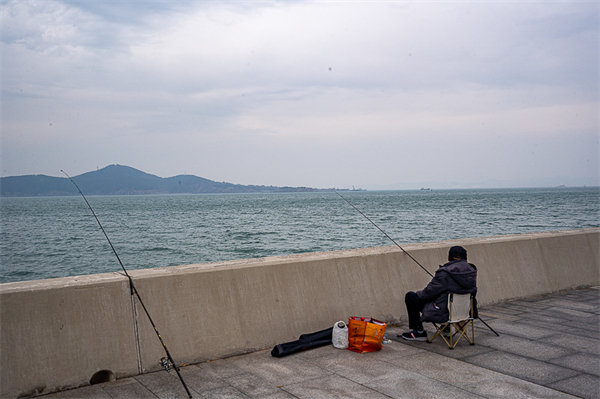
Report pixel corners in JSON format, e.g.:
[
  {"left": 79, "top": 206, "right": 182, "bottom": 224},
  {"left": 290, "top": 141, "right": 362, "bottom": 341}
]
[{"left": 1, "top": 188, "right": 598, "bottom": 283}]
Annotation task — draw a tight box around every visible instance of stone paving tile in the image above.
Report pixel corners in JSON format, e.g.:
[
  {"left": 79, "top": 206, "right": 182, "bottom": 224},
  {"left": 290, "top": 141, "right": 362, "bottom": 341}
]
[
  {"left": 389, "top": 329, "right": 498, "bottom": 360},
  {"left": 225, "top": 349, "right": 332, "bottom": 387},
  {"left": 534, "top": 294, "right": 600, "bottom": 310},
  {"left": 526, "top": 296, "right": 561, "bottom": 307},
  {"left": 476, "top": 306, "right": 526, "bottom": 318},
  {"left": 373, "top": 338, "right": 426, "bottom": 360},
  {"left": 474, "top": 333, "right": 572, "bottom": 361},
  {"left": 400, "top": 337, "right": 496, "bottom": 360},
  {"left": 42, "top": 385, "right": 111, "bottom": 398},
  {"left": 513, "top": 311, "right": 576, "bottom": 327},
  {"left": 179, "top": 365, "right": 231, "bottom": 394},
  {"left": 541, "top": 333, "right": 600, "bottom": 355},
  {"left": 548, "top": 352, "right": 600, "bottom": 376},
  {"left": 365, "top": 341, "right": 578, "bottom": 398},
  {"left": 196, "top": 358, "right": 248, "bottom": 379},
  {"left": 283, "top": 374, "right": 390, "bottom": 399},
  {"left": 480, "top": 318, "right": 555, "bottom": 340},
  {"left": 548, "top": 306, "right": 598, "bottom": 319},
  {"left": 135, "top": 370, "right": 196, "bottom": 398},
  {"left": 100, "top": 377, "right": 157, "bottom": 398},
  {"left": 550, "top": 300, "right": 599, "bottom": 312},
  {"left": 461, "top": 376, "right": 580, "bottom": 399},
  {"left": 526, "top": 318, "right": 600, "bottom": 341},
  {"left": 542, "top": 321, "right": 600, "bottom": 340},
  {"left": 363, "top": 369, "right": 485, "bottom": 399},
  {"left": 227, "top": 372, "right": 296, "bottom": 399},
  {"left": 488, "top": 303, "right": 542, "bottom": 314},
  {"left": 464, "top": 351, "right": 580, "bottom": 386},
  {"left": 197, "top": 387, "right": 249, "bottom": 399},
  {"left": 303, "top": 333, "right": 426, "bottom": 364},
  {"left": 289, "top": 344, "right": 342, "bottom": 361},
  {"left": 574, "top": 313, "right": 600, "bottom": 326},
  {"left": 507, "top": 312, "right": 600, "bottom": 338},
  {"left": 384, "top": 350, "right": 506, "bottom": 386},
  {"left": 506, "top": 319, "right": 600, "bottom": 340},
  {"left": 473, "top": 320, "right": 504, "bottom": 338},
  {"left": 548, "top": 373, "right": 600, "bottom": 399},
  {"left": 306, "top": 351, "right": 404, "bottom": 385},
  {"left": 477, "top": 311, "right": 520, "bottom": 322}
]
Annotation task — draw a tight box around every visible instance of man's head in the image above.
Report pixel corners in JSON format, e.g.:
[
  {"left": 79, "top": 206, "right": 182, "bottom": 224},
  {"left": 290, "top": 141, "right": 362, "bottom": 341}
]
[{"left": 448, "top": 246, "right": 467, "bottom": 261}]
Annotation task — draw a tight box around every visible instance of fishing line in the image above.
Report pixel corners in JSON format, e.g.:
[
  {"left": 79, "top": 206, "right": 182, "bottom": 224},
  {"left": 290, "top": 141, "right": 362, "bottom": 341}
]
[
  {"left": 62, "top": 170, "right": 193, "bottom": 398},
  {"left": 332, "top": 189, "right": 433, "bottom": 277},
  {"left": 332, "top": 189, "right": 499, "bottom": 337}
]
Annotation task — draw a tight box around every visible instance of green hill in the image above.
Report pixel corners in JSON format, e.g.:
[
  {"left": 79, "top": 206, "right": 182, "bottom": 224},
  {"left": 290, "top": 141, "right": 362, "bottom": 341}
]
[{"left": 0, "top": 165, "right": 320, "bottom": 197}]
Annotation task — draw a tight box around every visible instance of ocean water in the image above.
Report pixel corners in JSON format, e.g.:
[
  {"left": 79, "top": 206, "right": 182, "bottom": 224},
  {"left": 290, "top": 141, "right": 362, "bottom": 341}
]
[{"left": 1, "top": 187, "right": 598, "bottom": 284}]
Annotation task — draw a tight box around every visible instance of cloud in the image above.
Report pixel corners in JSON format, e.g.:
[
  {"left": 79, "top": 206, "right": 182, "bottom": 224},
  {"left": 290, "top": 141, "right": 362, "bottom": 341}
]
[{"left": 1, "top": 0, "right": 598, "bottom": 188}]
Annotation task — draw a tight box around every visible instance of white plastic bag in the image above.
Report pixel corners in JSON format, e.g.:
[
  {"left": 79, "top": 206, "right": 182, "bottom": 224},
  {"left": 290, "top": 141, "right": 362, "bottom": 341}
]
[{"left": 332, "top": 320, "right": 349, "bottom": 349}]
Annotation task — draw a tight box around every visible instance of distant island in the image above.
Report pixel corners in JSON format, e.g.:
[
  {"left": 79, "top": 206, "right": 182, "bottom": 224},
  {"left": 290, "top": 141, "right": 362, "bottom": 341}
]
[{"left": 0, "top": 165, "right": 329, "bottom": 197}]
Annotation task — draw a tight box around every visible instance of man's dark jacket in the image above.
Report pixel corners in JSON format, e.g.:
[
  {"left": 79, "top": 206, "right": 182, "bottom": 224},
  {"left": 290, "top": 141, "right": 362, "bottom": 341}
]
[{"left": 416, "top": 259, "right": 478, "bottom": 323}]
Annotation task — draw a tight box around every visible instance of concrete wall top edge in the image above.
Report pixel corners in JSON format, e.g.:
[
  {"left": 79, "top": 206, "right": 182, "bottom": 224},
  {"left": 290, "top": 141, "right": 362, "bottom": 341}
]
[
  {"left": 0, "top": 271, "right": 126, "bottom": 292},
  {"left": 400, "top": 228, "right": 600, "bottom": 248}
]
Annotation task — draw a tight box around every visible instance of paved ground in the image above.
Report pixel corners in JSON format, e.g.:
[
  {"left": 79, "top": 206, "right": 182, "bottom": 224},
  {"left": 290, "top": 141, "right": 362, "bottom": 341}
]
[{"left": 43, "top": 287, "right": 599, "bottom": 398}]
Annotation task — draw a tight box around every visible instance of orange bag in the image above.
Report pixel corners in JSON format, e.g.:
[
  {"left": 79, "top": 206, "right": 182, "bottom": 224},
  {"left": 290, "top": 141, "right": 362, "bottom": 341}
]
[{"left": 347, "top": 317, "right": 387, "bottom": 353}]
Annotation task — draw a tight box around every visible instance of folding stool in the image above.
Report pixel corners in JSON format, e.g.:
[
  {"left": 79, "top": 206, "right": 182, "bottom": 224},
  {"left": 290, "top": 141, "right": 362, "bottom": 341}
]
[{"left": 428, "top": 293, "right": 475, "bottom": 349}]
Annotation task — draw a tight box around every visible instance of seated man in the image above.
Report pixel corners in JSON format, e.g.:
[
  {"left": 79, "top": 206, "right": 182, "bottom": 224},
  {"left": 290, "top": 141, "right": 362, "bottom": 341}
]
[{"left": 401, "top": 245, "right": 477, "bottom": 341}]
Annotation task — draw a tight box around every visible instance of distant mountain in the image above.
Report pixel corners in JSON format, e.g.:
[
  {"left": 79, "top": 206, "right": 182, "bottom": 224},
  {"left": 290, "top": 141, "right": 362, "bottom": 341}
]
[{"left": 0, "top": 165, "right": 322, "bottom": 197}]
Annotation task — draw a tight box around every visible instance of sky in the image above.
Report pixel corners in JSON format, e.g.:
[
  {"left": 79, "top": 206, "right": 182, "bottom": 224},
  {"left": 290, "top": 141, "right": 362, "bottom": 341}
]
[{"left": 2, "top": 1, "right": 598, "bottom": 189}]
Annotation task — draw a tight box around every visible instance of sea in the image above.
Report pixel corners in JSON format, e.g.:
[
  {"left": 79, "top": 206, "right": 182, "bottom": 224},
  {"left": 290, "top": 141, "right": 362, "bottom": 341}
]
[{"left": 1, "top": 187, "right": 598, "bottom": 284}]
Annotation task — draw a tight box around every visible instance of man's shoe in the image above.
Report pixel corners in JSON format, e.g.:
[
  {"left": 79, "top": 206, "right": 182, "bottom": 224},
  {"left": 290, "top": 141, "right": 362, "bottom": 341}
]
[{"left": 399, "top": 330, "right": 428, "bottom": 341}]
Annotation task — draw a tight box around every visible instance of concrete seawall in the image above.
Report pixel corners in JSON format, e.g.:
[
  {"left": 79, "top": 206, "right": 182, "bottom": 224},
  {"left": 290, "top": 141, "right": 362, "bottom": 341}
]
[{"left": 1, "top": 228, "right": 598, "bottom": 397}]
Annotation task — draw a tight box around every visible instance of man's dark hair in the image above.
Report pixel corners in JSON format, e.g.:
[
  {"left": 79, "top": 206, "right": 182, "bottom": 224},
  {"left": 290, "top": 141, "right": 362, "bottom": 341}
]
[{"left": 449, "top": 246, "right": 467, "bottom": 260}]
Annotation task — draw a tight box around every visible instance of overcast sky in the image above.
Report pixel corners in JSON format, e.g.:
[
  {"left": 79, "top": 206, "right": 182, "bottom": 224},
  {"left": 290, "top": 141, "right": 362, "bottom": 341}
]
[{"left": 2, "top": 1, "right": 598, "bottom": 189}]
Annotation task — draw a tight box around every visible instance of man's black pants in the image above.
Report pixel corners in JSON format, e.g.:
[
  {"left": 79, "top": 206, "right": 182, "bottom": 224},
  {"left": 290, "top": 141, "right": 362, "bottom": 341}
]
[{"left": 405, "top": 291, "right": 426, "bottom": 331}]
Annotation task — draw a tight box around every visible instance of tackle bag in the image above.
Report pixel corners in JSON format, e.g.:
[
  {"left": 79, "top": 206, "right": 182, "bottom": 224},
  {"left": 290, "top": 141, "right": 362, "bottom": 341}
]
[
  {"left": 332, "top": 320, "right": 349, "bottom": 349},
  {"left": 347, "top": 317, "right": 387, "bottom": 353},
  {"left": 271, "top": 327, "right": 333, "bottom": 358}
]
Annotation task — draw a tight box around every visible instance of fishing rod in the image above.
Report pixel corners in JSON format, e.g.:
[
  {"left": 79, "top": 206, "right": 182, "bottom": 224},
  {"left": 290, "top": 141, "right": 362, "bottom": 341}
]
[
  {"left": 62, "top": 170, "right": 193, "bottom": 398},
  {"left": 332, "top": 189, "right": 499, "bottom": 337}
]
